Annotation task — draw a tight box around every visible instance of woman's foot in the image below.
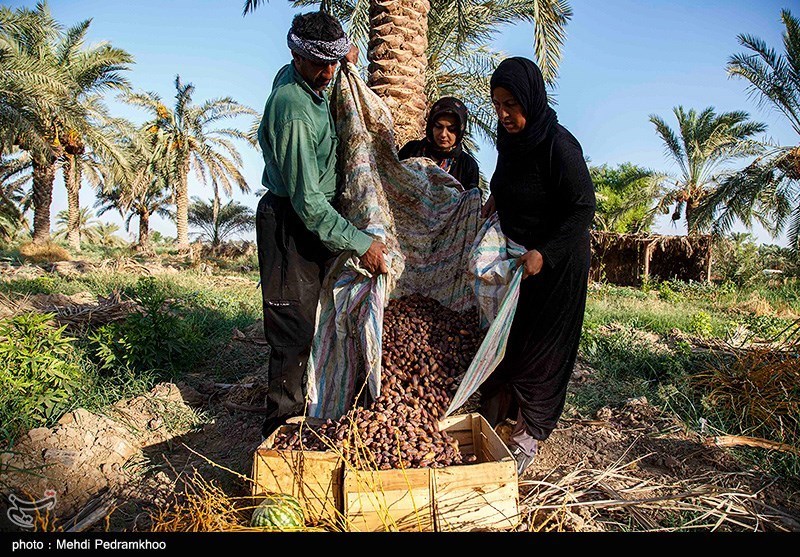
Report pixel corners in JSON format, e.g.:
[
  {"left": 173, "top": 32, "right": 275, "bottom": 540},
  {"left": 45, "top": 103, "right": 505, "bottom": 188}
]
[{"left": 508, "top": 440, "right": 538, "bottom": 476}]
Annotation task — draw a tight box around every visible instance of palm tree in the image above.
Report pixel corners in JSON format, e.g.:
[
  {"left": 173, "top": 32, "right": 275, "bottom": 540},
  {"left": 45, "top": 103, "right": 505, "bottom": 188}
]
[
  {"left": 696, "top": 9, "right": 800, "bottom": 249},
  {"left": 1, "top": 3, "right": 74, "bottom": 243},
  {"left": 149, "top": 230, "right": 172, "bottom": 246},
  {"left": 92, "top": 222, "right": 127, "bottom": 248},
  {"left": 0, "top": 2, "right": 132, "bottom": 244},
  {"left": 0, "top": 201, "right": 22, "bottom": 242},
  {"left": 53, "top": 207, "right": 99, "bottom": 244},
  {"left": 0, "top": 151, "right": 32, "bottom": 241},
  {"left": 188, "top": 196, "right": 255, "bottom": 247},
  {"left": 423, "top": 0, "right": 571, "bottom": 145},
  {"left": 362, "top": 0, "right": 431, "bottom": 147},
  {"left": 48, "top": 20, "right": 133, "bottom": 251},
  {"left": 124, "top": 76, "right": 257, "bottom": 249},
  {"left": 649, "top": 106, "right": 767, "bottom": 235},
  {"left": 590, "top": 163, "right": 664, "bottom": 234},
  {"left": 94, "top": 120, "right": 172, "bottom": 252},
  {"left": 61, "top": 97, "right": 130, "bottom": 252},
  {"left": 243, "top": 1, "right": 572, "bottom": 145},
  {"left": 96, "top": 185, "right": 171, "bottom": 252},
  {"left": 0, "top": 3, "right": 68, "bottom": 157}
]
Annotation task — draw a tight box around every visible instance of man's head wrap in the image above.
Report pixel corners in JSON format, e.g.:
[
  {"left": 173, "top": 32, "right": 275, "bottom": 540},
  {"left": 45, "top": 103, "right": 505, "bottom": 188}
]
[{"left": 287, "top": 31, "right": 351, "bottom": 64}]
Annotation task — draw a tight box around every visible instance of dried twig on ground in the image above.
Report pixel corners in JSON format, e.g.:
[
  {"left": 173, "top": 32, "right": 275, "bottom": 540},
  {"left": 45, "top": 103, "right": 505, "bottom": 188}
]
[
  {"left": 519, "top": 441, "right": 796, "bottom": 532},
  {"left": 147, "top": 469, "right": 258, "bottom": 532},
  {"left": 705, "top": 435, "right": 800, "bottom": 457},
  {"left": 0, "top": 290, "right": 138, "bottom": 330},
  {"left": 61, "top": 489, "right": 119, "bottom": 532},
  {"left": 52, "top": 291, "right": 139, "bottom": 331}
]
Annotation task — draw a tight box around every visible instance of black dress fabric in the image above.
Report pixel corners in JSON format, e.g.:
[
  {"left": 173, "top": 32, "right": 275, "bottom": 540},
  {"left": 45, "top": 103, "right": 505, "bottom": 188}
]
[
  {"left": 480, "top": 57, "right": 596, "bottom": 441},
  {"left": 398, "top": 96, "right": 480, "bottom": 191}
]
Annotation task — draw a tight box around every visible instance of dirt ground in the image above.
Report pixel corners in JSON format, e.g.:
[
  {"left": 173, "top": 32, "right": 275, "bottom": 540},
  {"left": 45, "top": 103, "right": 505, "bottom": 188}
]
[{"left": 2, "top": 313, "right": 799, "bottom": 533}]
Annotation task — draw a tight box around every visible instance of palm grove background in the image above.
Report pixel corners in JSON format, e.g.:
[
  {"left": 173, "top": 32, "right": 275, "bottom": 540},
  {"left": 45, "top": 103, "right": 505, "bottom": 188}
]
[{"left": 0, "top": 1, "right": 797, "bottom": 264}]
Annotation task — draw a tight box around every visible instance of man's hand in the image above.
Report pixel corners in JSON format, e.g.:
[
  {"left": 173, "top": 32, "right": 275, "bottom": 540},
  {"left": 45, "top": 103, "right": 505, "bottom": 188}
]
[
  {"left": 343, "top": 44, "right": 359, "bottom": 66},
  {"left": 518, "top": 249, "right": 544, "bottom": 279},
  {"left": 481, "top": 194, "right": 496, "bottom": 218},
  {"left": 359, "top": 239, "right": 389, "bottom": 275}
]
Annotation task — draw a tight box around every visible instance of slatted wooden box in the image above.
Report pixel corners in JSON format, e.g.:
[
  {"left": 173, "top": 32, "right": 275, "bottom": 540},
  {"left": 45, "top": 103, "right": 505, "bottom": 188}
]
[
  {"left": 251, "top": 419, "right": 344, "bottom": 525},
  {"left": 342, "top": 413, "right": 520, "bottom": 532}
]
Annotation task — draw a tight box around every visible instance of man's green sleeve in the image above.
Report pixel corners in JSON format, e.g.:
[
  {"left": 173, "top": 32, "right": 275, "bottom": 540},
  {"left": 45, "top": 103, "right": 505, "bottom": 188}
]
[{"left": 274, "top": 119, "right": 373, "bottom": 256}]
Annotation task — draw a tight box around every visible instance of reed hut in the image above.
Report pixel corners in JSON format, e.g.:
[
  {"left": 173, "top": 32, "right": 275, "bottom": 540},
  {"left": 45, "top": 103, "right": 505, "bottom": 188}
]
[{"left": 590, "top": 231, "right": 712, "bottom": 286}]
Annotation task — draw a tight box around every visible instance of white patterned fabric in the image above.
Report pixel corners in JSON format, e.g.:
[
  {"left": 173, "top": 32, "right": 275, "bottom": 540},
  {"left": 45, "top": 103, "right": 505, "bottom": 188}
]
[
  {"left": 307, "top": 64, "right": 519, "bottom": 420},
  {"left": 444, "top": 214, "right": 526, "bottom": 417},
  {"left": 287, "top": 31, "right": 351, "bottom": 64}
]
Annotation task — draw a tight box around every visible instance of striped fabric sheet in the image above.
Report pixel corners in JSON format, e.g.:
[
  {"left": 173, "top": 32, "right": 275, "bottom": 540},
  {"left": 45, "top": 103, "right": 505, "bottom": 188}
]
[
  {"left": 307, "top": 253, "right": 387, "bottom": 419},
  {"left": 306, "top": 64, "right": 483, "bottom": 418},
  {"left": 444, "top": 215, "right": 527, "bottom": 417},
  {"left": 469, "top": 214, "right": 528, "bottom": 328}
]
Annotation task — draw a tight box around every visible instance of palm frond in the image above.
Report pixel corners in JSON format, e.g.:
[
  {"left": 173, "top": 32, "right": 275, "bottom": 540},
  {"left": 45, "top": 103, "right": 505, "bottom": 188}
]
[
  {"left": 649, "top": 113, "right": 687, "bottom": 176},
  {"left": 729, "top": 11, "right": 800, "bottom": 134},
  {"left": 242, "top": 0, "right": 269, "bottom": 16}
]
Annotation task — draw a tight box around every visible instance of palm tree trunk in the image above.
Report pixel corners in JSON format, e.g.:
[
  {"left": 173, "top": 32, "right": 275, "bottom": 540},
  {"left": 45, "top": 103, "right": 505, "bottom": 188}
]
[
  {"left": 32, "top": 157, "right": 56, "bottom": 244},
  {"left": 367, "top": 0, "right": 430, "bottom": 148},
  {"left": 175, "top": 158, "right": 190, "bottom": 249},
  {"left": 686, "top": 198, "right": 700, "bottom": 236},
  {"left": 64, "top": 154, "right": 82, "bottom": 251},
  {"left": 212, "top": 186, "right": 220, "bottom": 247},
  {"left": 137, "top": 209, "right": 151, "bottom": 251}
]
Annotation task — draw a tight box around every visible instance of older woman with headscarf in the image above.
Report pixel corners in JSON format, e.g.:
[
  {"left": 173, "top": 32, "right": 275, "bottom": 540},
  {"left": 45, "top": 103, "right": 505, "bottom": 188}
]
[
  {"left": 398, "top": 96, "right": 481, "bottom": 192},
  {"left": 479, "top": 57, "right": 596, "bottom": 475}
]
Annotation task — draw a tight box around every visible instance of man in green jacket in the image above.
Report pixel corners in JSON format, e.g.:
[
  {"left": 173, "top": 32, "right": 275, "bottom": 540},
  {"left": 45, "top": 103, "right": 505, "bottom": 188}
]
[{"left": 256, "top": 11, "right": 388, "bottom": 440}]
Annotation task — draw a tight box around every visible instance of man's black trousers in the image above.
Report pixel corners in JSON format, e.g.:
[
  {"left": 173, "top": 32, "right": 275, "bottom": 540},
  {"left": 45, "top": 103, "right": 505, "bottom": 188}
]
[{"left": 256, "top": 192, "right": 331, "bottom": 439}]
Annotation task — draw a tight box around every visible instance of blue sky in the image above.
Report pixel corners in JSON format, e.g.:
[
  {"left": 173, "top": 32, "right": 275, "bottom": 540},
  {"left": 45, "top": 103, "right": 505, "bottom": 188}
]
[{"left": 8, "top": 0, "right": 798, "bottom": 245}]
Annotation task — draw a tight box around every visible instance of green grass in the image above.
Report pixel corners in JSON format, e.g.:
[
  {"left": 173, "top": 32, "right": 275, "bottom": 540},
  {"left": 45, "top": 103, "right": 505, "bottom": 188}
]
[
  {"left": 585, "top": 289, "right": 732, "bottom": 338},
  {"left": 574, "top": 322, "right": 709, "bottom": 416},
  {"left": 0, "top": 266, "right": 263, "bottom": 448},
  {"left": 586, "top": 280, "right": 800, "bottom": 342},
  {"left": 576, "top": 281, "right": 800, "bottom": 481},
  {"left": 3, "top": 252, "right": 799, "bottom": 484}
]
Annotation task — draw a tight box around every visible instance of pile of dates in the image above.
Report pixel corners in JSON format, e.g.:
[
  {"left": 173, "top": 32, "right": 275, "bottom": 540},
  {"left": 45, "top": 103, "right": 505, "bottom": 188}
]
[{"left": 272, "top": 294, "right": 484, "bottom": 470}]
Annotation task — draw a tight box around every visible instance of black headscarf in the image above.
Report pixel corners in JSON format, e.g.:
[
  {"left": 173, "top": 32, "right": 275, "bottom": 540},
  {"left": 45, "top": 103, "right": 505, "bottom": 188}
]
[
  {"left": 422, "top": 96, "right": 468, "bottom": 160},
  {"left": 490, "top": 57, "right": 557, "bottom": 155}
]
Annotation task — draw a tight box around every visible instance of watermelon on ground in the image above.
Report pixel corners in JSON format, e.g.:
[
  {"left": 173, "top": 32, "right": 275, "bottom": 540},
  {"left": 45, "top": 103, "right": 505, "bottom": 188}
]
[{"left": 251, "top": 493, "right": 305, "bottom": 530}]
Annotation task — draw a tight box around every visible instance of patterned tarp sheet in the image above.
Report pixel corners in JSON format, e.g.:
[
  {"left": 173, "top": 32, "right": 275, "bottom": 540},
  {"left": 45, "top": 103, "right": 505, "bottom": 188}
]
[
  {"left": 307, "top": 64, "right": 521, "bottom": 419},
  {"left": 444, "top": 214, "right": 526, "bottom": 417}
]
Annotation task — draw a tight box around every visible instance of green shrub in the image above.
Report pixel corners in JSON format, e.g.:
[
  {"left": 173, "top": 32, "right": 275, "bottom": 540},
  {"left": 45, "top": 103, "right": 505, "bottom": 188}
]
[
  {"left": 0, "top": 313, "right": 84, "bottom": 444},
  {"left": 689, "top": 311, "right": 713, "bottom": 337},
  {"left": 742, "top": 313, "right": 795, "bottom": 342},
  {"left": 657, "top": 281, "right": 679, "bottom": 303},
  {"left": 712, "top": 233, "right": 761, "bottom": 286},
  {"left": 88, "top": 276, "right": 203, "bottom": 375}
]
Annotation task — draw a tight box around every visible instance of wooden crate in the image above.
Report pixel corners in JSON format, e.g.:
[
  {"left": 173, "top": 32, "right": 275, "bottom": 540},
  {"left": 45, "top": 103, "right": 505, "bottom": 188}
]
[
  {"left": 251, "top": 421, "right": 343, "bottom": 525},
  {"left": 433, "top": 414, "right": 519, "bottom": 531},
  {"left": 342, "top": 413, "right": 519, "bottom": 531},
  {"left": 343, "top": 467, "right": 435, "bottom": 532}
]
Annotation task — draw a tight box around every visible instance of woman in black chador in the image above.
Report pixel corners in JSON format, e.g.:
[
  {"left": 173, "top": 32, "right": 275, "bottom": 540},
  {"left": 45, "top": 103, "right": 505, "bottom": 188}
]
[
  {"left": 398, "top": 96, "right": 480, "bottom": 192},
  {"left": 479, "top": 57, "right": 595, "bottom": 475}
]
